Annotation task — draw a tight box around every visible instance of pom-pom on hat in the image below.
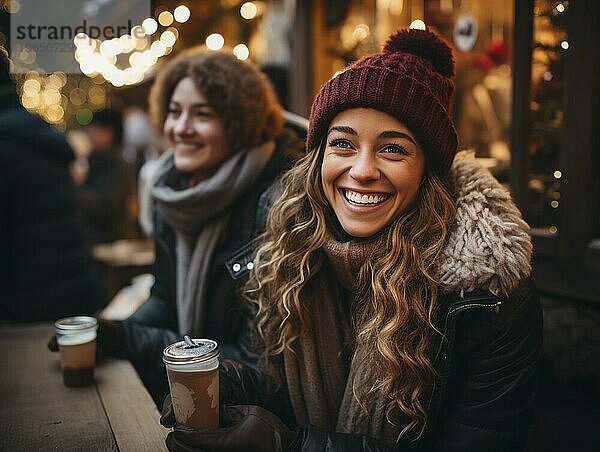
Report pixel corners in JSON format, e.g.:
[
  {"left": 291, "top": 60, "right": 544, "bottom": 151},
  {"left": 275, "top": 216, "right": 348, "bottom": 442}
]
[{"left": 307, "top": 28, "right": 458, "bottom": 175}]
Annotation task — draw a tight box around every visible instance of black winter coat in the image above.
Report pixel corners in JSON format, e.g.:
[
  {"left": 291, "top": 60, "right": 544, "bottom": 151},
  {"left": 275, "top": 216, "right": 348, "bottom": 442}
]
[
  {"left": 219, "top": 269, "right": 542, "bottom": 452},
  {"left": 115, "top": 129, "right": 304, "bottom": 405},
  {"left": 0, "top": 86, "right": 100, "bottom": 322},
  {"left": 218, "top": 153, "right": 543, "bottom": 451}
]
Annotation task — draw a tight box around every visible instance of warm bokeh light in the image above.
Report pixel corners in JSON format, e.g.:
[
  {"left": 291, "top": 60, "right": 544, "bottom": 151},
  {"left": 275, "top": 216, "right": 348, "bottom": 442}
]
[
  {"left": 150, "top": 40, "right": 168, "bottom": 57},
  {"left": 131, "top": 25, "right": 145, "bottom": 40},
  {"left": 79, "top": 60, "right": 96, "bottom": 75},
  {"left": 129, "top": 52, "right": 142, "bottom": 67},
  {"left": 139, "top": 50, "right": 158, "bottom": 68},
  {"left": 158, "top": 11, "right": 174, "bottom": 27},
  {"left": 240, "top": 2, "right": 257, "bottom": 20},
  {"left": 19, "top": 48, "right": 36, "bottom": 64},
  {"left": 21, "top": 93, "right": 39, "bottom": 110},
  {"left": 69, "top": 88, "right": 86, "bottom": 106},
  {"left": 135, "top": 36, "right": 149, "bottom": 51},
  {"left": 74, "top": 33, "right": 92, "bottom": 48},
  {"left": 160, "top": 30, "right": 177, "bottom": 47},
  {"left": 124, "top": 67, "right": 144, "bottom": 85},
  {"left": 142, "top": 18, "right": 158, "bottom": 35},
  {"left": 109, "top": 70, "right": 126, "bottom": 87},
  {"left": 43, "top": 88, "right": 61, "bottom": 105},
  {"left": 174, "top": 5, "right": 191, "bottom": 23},
  {"left": 45, "top": 73, "right": 65, "bottom": 90},
  {"left": 233, "top": 43, "right": 249, "bottom": 60},
  {"left": 73, "top": 12, "right": 182, "bottom": 87},
  {"left": 9, "top": 0, "right": 21, "bottom": 14},
  {"left": 22, "top": 79, "right": 41, "bottom": 95},
  {"left": 99, "top": 39, "right": 122, "bottom": 57},
  {"left": 409, "top": 19, "right": 426, "bottom": 30},
  {"left": 119, "top": 34, "right": 136, "bottom": 53},
  {"left": 205, "top": 33, "right": 224, "bottom": 50},
  {"left": 353, "top": 24, "right": 369, "bottom": 42},
  {"left": 560, "top": 40, "right": 569, "bottom": 50},
  {"left": 554, "top": 170, "right": 562, "bottom": 179},
  {"left": 166, "top": 27, "right": 179, "bottom": 39},
  {"left": 46, "top": 104, "right": 65, "bottom": 123},
  {"left": 88, "top": 86, "right": 106, "bottom": 106}
]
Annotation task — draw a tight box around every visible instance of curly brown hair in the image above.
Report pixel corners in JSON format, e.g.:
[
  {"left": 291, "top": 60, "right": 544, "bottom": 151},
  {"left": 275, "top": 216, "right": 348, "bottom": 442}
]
[{"left": 149, "top": 47, "right": 284, "bottom": 152}]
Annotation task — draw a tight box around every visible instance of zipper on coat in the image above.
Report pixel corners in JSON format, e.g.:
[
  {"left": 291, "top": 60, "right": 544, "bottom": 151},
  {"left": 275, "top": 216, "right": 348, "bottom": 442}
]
[
  {"left": 427, "top": 297, "right": 502, "bottom": 415},
  {"left": 448, "top": 300, "right": 502, "bottom": 315},
  {"left": 436, "top": 298, "right": 502, "bottom": 361}
]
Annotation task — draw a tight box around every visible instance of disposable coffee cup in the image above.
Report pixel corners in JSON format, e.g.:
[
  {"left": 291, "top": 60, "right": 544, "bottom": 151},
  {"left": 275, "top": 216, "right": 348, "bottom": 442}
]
[
  {"left": 163, "top": 338, "right": 220, "bottom": 430},
  {"left": 54, "top": 316, "right": 98, "bottom": 387}
]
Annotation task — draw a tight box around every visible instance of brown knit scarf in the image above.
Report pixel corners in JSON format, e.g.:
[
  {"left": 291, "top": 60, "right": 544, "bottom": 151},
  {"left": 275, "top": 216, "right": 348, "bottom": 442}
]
[{"left": 283, "top": 230, "right": 404, "bottom": 446}]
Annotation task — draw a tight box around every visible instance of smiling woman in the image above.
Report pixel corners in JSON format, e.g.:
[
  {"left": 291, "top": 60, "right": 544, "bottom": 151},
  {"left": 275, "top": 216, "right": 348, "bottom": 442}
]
[
  {"left": 321, "top": 108, "right": 426, "bottom": 237},
  {"left": 163, "top": 77, "right": 230, "bottom": 182},
  {"left": 92, "top": 46, "right": 305, "bottom": 407},
  {"left": 168, "top": 28, "right": 543, "bottom": 452}
]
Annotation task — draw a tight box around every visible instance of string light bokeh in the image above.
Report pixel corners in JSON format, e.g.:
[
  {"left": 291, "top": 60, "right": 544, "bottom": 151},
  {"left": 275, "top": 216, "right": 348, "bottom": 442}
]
[{"left": 5, "top": 1, "right": 268, "bottom": 130}]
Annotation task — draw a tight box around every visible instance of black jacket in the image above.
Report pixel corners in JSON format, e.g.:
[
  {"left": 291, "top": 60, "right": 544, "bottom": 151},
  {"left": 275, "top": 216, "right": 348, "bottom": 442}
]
[
  {"left": 115, "top": 129, "right": 304, "bottom": 405},
  {"left": 217, "top": 153, "right": 543, "bottom": 451},
  {"left": 219, "top": 275, "right": 542, "bottom": 451},
  {"left": 0, "top": 86, "right": 100, "bottom": 322}
]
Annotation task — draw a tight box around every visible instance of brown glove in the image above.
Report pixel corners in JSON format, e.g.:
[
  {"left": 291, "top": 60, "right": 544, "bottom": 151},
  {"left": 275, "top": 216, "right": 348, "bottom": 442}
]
[{"left": 161, "top": 396, "right": 294, "bottom": 452}]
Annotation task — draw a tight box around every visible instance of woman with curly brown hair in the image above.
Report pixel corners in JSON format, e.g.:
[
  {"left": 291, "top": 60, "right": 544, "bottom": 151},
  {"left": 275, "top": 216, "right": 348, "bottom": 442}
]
[
  {"left": 162, "top": 28, "right": 542, "bottom": 452},
  {"left": 93, "top": 47, "right": 304, "bottom": 406}
]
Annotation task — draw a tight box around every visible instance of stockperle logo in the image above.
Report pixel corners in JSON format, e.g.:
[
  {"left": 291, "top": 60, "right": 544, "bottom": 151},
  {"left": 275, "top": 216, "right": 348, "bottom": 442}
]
[{"left": 10, "top": 0, "right": 150, "bottom": 74}]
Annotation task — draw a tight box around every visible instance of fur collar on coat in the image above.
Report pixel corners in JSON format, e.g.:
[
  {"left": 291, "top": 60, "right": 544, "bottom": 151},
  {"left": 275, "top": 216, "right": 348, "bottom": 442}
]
[{"left": 435, "top": 151, "right": 532, "bottom": 297}]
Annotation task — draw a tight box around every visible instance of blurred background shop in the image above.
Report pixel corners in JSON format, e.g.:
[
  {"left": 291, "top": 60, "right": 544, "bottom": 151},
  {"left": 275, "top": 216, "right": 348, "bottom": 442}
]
[{"left": 1, "top": 1, "right": 598, "bottom": 450}]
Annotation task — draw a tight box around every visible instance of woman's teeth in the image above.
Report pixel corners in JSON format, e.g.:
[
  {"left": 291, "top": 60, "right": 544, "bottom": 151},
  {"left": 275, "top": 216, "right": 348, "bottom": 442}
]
[{"left": 344, "top": 189, "right": 388, "bottom": 205}]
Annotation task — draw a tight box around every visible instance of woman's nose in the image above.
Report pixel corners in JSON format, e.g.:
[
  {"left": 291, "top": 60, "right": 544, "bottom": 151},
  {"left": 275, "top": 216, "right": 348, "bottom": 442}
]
[
  {"left": 348, "top": 152, "right": 380, "bottom": 182},
  {"left": 173, "top": 113, "right": 193, "bottom": 135}
]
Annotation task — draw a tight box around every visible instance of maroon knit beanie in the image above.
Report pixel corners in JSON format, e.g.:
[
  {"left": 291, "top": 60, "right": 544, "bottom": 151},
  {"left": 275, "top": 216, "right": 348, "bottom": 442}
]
[{"left": 307, "top": 28, "right": 458, "bottom": 175}]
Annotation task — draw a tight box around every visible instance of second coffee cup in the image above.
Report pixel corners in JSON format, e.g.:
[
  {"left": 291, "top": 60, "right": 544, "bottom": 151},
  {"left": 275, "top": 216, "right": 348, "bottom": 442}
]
[
  {"left": 163, "top": 338, "right": 220, "bottom": 430},
  {"left": 54, "top": 316, "right": 98, "bottom": 387}
]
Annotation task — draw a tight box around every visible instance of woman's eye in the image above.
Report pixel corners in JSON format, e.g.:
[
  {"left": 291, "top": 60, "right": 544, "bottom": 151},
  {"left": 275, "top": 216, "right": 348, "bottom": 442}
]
[
  {"left": 167, "top": 108, "right": 180, "bottom": 116},
  {"left": 328, "top": 139, "right": 352, "bottom": 149},
  {"left": 381, "top": 144, "right": 408, "bottom": 155}
]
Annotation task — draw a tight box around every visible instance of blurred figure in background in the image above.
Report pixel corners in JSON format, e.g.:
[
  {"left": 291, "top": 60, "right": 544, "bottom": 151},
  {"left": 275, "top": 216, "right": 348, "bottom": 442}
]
[
  {"left": 121, "top": 105, "right": 165, "bottom": 238},
  {"left": 0, "top": 50, "right": 100, "bottom": 322},
  {"left": 454, "top": 40, "right": 512, "bottom": 180},
  {"left": 74, "top": 108, "right": 132, "bottom": 244},
  {"left": 122, "top": 106, "right": 160, "bottom": 175}
]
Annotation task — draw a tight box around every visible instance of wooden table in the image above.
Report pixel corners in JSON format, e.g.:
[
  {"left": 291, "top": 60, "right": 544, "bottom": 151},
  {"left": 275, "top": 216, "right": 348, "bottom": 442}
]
[{"left": 0, "top": 323, "right": 168, "bottom": 451}]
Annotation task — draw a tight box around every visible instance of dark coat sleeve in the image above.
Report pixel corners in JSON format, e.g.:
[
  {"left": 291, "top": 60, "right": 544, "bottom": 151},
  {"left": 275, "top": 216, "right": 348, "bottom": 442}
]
[
  {"left": 118, "top": 211, "right": 179, "bottom": 352},
  {"left": 432, "top": 278, "right": 543, "bottom": 452}
]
